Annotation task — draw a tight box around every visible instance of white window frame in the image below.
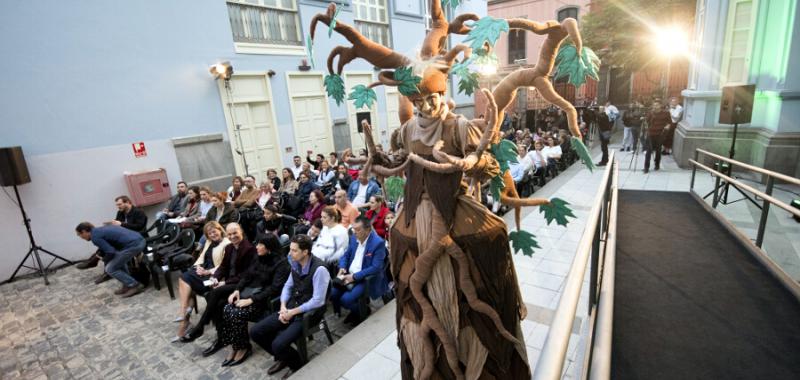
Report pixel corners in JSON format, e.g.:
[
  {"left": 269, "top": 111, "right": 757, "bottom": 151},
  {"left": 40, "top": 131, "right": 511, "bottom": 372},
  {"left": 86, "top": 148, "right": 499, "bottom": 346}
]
[
  {"left": 353, "top": 0, "right": 392, "bottom": 47},
  {"left": 226, "top": 0, "right": 305, "bottom": 55},
  {"left": 720, "top": 0, "right": 757, "bottom": 85}
]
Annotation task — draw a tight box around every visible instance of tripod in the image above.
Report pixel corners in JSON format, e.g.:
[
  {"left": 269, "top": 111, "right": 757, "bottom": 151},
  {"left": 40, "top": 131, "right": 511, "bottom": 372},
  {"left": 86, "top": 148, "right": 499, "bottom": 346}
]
[
  {"left": 628, "top": 120, "right": 648, "bottom": 172},
  {"left": 702, "top": 107, "right": 761, "bottom": 208},
  {"left": 6, "top": 184, "right": 73, "bottom": 285}
]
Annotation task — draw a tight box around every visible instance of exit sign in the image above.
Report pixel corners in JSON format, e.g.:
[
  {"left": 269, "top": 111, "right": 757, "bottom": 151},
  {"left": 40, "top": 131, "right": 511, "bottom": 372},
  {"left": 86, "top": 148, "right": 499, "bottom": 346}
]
[{"left": 132, "top": 142, "right": 147, "bottom": 158}]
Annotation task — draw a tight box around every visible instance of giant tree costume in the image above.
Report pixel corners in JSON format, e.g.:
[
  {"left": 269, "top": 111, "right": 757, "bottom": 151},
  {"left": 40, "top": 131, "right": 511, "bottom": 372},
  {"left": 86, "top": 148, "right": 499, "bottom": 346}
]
[{"left": 310, "top": 1, "right": 598, "bottom": 378}]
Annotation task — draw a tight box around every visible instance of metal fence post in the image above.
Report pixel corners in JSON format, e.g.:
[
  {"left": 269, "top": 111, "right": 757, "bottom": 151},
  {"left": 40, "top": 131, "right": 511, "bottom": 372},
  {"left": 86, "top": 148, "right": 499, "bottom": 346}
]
[
  {"left": 712, "top": 160, "right": 722, "bottom": 208},
  {"left": 755, "top": 176, "right": 774, "bottom": 247},
  {"left": 690, "top": 150, "right": 699, "bottom": 190}
]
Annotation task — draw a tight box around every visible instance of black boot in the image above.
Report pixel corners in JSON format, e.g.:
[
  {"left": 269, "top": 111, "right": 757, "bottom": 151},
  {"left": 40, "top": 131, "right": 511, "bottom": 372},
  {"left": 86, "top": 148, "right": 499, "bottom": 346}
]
[{"left": 180, "top": 325, "right": 204, "bottom": 342}]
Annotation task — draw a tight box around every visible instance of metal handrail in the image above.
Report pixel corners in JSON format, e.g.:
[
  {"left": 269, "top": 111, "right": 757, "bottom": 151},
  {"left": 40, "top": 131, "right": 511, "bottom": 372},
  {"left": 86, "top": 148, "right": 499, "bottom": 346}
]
[
  {"left": 695, "top": 148, "right": 800, "bottom": 187},
  {"left": 533, "top": 151, "right": 617, "bottom": 380}
]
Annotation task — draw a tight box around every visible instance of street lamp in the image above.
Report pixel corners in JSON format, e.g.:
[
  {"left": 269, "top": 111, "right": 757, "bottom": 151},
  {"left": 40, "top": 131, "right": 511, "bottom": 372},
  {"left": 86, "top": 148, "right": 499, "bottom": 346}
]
[{"left": 651, "top": 25, "right": 689, "bottom": 99}]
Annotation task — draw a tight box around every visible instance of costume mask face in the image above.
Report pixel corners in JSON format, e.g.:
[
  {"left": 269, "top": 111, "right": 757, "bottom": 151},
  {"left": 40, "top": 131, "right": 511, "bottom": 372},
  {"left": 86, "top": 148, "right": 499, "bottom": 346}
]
[{"left": 412, "top": 92, "right": 444, "bottom": 118}]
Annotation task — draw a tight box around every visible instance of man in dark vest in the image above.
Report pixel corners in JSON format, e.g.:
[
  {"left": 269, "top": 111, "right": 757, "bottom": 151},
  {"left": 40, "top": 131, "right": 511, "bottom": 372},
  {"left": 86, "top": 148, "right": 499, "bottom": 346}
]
[{"left": 250, "top": 234, "right": 330, "bottom": 379}]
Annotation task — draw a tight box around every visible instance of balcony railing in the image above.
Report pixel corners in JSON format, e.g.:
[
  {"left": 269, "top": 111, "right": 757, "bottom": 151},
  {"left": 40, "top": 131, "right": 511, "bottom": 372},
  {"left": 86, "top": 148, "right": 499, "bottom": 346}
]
[
  {"left": 227, "top": 2, "right": 302, "bottom": 46},
  {"left": 355, "top": 20, "right": 391, "bottom": 48}
]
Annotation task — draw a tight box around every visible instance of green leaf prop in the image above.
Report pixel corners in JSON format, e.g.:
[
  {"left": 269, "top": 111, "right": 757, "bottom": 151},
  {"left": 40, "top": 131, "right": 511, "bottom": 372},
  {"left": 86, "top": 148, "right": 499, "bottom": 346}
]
[
  {"left": 490, "top": 139, "right": 518, "bottom": 174},
  {"left": 441, "top": 0, "right": 461, "bottom": 10},
  {"left": 571, "top": 136, "right": 595, "bottom": 172},
  {"left": 464, "top": 17, "right": 509, "bottom": 51},
  {"left": 305, "top": 35, "right": 315, "bottom": 69},
  {"left": 472, "top": 48, "right": 500, "bottom": 67},
  {"left": 509, "top": 230, "right": 541, "bottom": 257},
  {"left": 348, "top": 85, "right": 377, "bottom": 109},
  {"left": 384, "top": 176, "right": 405, "bottom": 203},
  {"left": 324, "top": 74, "right": 346, "bottom": 106},
  {"left": 393, "top": 66, "right": 421, "bottom": 96},
  {"left": 539, "top": 198, "right": 576, "bottom": 227},
  {"left": 451, "top": 61, "right": 479, "bottom": 96},
  {"left": 490, "top": 174, "right": 505, "bottom": 202},
  {"left": 554, "top": 44, "right": 600, "bottom": 87},
  {"left": 328, "top": 5, "right": 340, "bottom": 37}
]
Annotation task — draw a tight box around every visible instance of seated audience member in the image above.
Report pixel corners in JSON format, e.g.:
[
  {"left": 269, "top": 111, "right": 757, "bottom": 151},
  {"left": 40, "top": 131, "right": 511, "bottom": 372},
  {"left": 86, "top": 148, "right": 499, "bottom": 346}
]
[
  {"left": 526, "top": 140, "right": 548, "bottom": 185},
  {"left": 267, "top": 169, "right": 282, "bottom": 193},
  {"left": 233, "top": 175, "right": 259, "bottom": 209},
  {"left": 306, "top": 152, "right": 326, "bottom": 171},
  {"left": 157, "top": 181, "right": 189, "bottom": 220},
  {"left": 364, "top": 195, "right": 390, "bottom": 239},
  {"left": 315, "top": 160, "right": 335, "bottom": 188},
  {"left": 328, "top": 152, "right": 341, "bottom": 169},
  {"left": 76, "top": 196, "right": 148, "bottom": 280},
  {"left": 333, "top": 190, "right": 359, "bottom": 228},
  {"left": 250, "top": 234, "right": 330, "bottom": 378},
  {"left": 290, "top": 156, "right": 304, "bottom": 180},
  {"left": 279, "top": 168, "right": 299, "bottom": 195},
  {"left": 256, "top": 204, "right": 297, "bottom": 245},
  {"left": 332, "top": 217, "right": 387, "bottom": 324},
  {"left": 205, "top": 192, "right": 239, "bottom": 227},
  {"left": 301, "top": 162, "right": 318, "bottom": 182},
  {"left": 541, "top": 136, "right": 562, "bottom": 176},
  {"left": 307, "top": 219, "right": 323, "bottom": 242},
  {"left": 296, "top": 172, "right": 319, "bottom": 209},
  {"left": 312, "top": 206, "right": 349, "bottom": 271},
  {"left": 173, "top": 222, "right": 230, "bottom": 341},
  {"left": 347, "top": 171, "right": 380, "bottom": 209},
  {"left": 234, "top": 175, "right": 262, "bottom": 240},
  {"left": 75, "top": 222, "right": 145, "bottom": 298},
  {"left": 331, "top": 164, "right": 353, "bottom": 191},
  {"left": 227, "top": 176, "right": 244, "bottom": 203},
  {"left": 196, "top": 187, "right": 214, "bottom": 222},
  {"left": 170, "top": 186, "right": 201, "bottom": 225},
  {"left": 182, "top": 223, "right": 256, "bottom": 349},
  {"left": 256, "top": 181, "right": 274, "bottom": 209},
  {"left": 218, "top": 234, "right": 290, "bottom": 367},
  {"left": 509, "top": 145, "right": 534, "bottom": 184},
  {"left": 303, "top": 189, "right": 325, "bottom": 225}
]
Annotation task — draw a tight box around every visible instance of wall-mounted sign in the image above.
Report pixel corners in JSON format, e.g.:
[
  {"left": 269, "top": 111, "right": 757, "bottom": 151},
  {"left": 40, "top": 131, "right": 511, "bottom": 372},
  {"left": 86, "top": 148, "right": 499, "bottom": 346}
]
[{"left": 132, "top": 142, "right": 147, "bottom": 158}]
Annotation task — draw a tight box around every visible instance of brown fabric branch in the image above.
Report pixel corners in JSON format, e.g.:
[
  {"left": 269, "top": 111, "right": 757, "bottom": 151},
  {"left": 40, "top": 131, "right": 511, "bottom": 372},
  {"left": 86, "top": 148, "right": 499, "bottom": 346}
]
[
  {"left": 420, "top": 0, "right": 449, "bottom": 59},
  {"left": 449, "top": 13, "right": 480, "bottom": 34},
  {"left": 443, "top": 44, "right": 471, "bottom": 68},
  {"left": 311, "top": 3, "right": 409, "bottom": 74},
  {"left": 407, "top": 153, "right": 463, "bottom": 173}
]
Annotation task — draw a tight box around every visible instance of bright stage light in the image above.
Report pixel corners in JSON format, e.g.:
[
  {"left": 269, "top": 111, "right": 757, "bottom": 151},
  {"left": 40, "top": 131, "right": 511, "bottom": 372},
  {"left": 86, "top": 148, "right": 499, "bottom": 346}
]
[{"left": 652, "top": 25, "right": 690, "bottom": 58}]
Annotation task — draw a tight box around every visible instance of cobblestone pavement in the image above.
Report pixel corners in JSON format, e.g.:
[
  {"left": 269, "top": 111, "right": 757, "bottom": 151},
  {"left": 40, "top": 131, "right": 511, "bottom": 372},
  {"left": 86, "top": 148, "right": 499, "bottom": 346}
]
[{"left": 0, "top": 265, "right": 353, "bottom": 379}]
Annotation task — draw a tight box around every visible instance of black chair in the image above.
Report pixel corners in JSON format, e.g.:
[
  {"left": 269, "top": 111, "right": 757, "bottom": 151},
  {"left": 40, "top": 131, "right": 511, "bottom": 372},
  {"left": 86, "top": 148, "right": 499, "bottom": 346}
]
[
  {"left": 144, "top": 218, "right": 166, "bottom": 238},
  {"left": 294, "top": 286, "right": 334, "bottom": 364},
  {"left": 145, "top": 222, "right": 180, "bottom": 250},
  {"left": 152, "top": 229, "right": 196, "bottom": 299}
]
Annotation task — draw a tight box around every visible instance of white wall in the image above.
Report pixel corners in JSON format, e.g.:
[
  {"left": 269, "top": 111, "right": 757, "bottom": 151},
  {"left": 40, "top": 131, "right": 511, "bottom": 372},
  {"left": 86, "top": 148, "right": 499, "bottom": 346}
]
[{"left": 0, "top": 140, "right": 181, "bottom": 282}]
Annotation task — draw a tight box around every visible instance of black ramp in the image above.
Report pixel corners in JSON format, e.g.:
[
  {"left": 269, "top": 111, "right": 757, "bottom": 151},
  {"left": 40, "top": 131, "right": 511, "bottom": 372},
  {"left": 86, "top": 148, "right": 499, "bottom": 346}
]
[{"left": 612, "top": 190, "right": 800, "bottom": 380}]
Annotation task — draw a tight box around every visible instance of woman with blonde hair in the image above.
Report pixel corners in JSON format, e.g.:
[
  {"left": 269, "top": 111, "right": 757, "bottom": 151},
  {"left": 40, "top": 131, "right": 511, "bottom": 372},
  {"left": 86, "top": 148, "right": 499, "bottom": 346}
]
[{"left": 173, "top": 221, "right": 230, "bottom": 341}]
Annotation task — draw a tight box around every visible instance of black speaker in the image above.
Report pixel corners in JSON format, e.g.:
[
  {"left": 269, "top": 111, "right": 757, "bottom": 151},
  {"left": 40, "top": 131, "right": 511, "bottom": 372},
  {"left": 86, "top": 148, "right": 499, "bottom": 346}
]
[
  {"left": 0, "top": 146, "right": 31, "bottom": 186},
  {"left": 719, "top": 84, "right": 755, "bottom": 124},
  {"left": 356, "top": 112, "right": 371, "bottom": 133}
]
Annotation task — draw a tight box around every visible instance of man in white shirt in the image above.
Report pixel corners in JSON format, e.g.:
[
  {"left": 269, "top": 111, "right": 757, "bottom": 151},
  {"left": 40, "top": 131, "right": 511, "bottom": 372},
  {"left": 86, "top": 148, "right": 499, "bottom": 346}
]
[
  {"left": 604, "top": 101, "right": 619, "bottom": 123},
  {"left": 526, "top": 140, "right": 548, "bottom": 186},
  {"left": 290, "top": 155, "right": 303, "bottom": 180},
  {"left": 509, "top": 144, "right": 533, "bottom": 183},
  {"left": 541, "top": 137, "right": 562, "bottom": 177},
  {"left": 665, "top": 96, "right": 683, "bottom": 155}
]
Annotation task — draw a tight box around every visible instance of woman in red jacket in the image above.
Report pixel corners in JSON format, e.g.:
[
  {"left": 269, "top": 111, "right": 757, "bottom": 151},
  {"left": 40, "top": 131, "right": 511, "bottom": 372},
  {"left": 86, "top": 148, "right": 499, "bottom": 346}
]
[{"left": 365, "top": 194, "right": 390, "bottom": 239}]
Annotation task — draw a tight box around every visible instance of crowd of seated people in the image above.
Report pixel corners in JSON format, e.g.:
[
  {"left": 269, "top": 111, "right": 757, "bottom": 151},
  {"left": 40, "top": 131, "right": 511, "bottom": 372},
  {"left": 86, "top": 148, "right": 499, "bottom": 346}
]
[{"left": 73, "top": 137, "right": 584, "bottom": 376}]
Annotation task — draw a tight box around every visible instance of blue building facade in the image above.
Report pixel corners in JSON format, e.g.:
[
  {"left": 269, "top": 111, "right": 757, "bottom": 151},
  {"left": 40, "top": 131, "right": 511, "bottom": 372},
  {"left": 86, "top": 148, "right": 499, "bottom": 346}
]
[{"left": 0, "top": 0, "right": 486, "bottom": 280}]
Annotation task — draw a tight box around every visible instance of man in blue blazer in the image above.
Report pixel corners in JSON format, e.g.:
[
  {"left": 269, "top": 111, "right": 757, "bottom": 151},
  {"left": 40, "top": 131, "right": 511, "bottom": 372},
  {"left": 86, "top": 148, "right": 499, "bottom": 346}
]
[
  {"left": 333, "top": 216, "right": 388, "bottom": 324},
  {"left": 346, "top": 172, "right": 380, "bottom": 208}
]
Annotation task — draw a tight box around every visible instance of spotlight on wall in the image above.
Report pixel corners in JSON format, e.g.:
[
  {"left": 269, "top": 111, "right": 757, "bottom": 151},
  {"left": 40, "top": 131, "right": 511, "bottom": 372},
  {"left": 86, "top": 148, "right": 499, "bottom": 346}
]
[
  {"left": 267, "top": 69, "right": 276, "bottom": 77},
  {"left": 210, "top": 61, "right": 233, "bottom": 80},
  {"left": 298, "top": 59, "right": 311, "bottom": 71}
]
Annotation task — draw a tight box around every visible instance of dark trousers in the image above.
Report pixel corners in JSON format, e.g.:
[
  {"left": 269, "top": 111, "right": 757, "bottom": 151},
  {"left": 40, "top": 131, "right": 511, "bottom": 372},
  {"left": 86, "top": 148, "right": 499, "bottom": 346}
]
[
  {"left": 197, "top": 284, "right": 238, "bottom": 330},
  {"left": 644, "top": 133, "right": 664, "bottom": 170},
  {"left": 250, "top": 313, "right": 305, "bottom": 370},
  {"left": 330, "top": 283, "right": 366, "bottom": 315},
  {"left": 221, "top": 303, "right": 263, "bottom": 350},
  {"left": 599, "top": 130, "right": 611, "bottom": 164}
]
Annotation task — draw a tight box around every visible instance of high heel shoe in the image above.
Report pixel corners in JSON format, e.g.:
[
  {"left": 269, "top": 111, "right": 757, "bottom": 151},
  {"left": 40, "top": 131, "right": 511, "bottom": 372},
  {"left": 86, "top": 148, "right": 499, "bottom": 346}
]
[{"left": 173, "top": 307, "right": 193, "bottom": 323}]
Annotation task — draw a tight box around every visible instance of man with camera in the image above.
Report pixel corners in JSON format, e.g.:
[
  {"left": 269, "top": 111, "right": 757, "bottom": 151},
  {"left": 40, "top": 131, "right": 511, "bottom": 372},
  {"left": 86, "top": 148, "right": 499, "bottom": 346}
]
[{"left": 644, "top": 100, "right": 672, "bottom": 173}]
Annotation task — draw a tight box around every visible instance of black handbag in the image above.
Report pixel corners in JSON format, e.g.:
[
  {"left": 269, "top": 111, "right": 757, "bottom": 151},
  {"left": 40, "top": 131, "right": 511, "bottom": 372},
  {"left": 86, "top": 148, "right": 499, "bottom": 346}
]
[{"left": 240, "top": 286, "right": 263, "bottom": 299}]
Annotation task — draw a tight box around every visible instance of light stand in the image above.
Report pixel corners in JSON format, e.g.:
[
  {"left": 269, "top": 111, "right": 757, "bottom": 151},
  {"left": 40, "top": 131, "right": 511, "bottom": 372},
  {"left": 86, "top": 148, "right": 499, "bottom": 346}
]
[
  {"left": 702, "top": 106, "right": 761, "bottom": 208},
  {"left": 5, "top": 184, "right": 73, "bottom": 285},
  {"left": 224, "top": 78, "right": 250, "bottom": 175}
]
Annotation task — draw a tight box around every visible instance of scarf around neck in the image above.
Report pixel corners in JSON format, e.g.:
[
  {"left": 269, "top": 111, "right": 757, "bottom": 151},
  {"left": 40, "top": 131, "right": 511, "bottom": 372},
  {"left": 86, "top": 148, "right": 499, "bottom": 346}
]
[{"left": 410, "top": 102, "right": 450, "bottom": 147}]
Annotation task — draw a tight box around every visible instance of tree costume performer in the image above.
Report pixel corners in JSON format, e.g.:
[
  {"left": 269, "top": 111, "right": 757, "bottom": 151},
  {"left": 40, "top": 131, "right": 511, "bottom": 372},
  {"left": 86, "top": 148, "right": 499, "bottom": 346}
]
[{"left": 309, "top": 1, "right": 598, "bottom": 378}]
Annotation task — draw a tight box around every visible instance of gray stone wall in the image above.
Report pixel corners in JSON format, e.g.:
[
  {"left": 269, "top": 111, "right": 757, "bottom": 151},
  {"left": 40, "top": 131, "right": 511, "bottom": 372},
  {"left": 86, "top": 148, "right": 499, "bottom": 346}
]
[{"left": 172, "top": 133, "right": 236, "bottom": 191}]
